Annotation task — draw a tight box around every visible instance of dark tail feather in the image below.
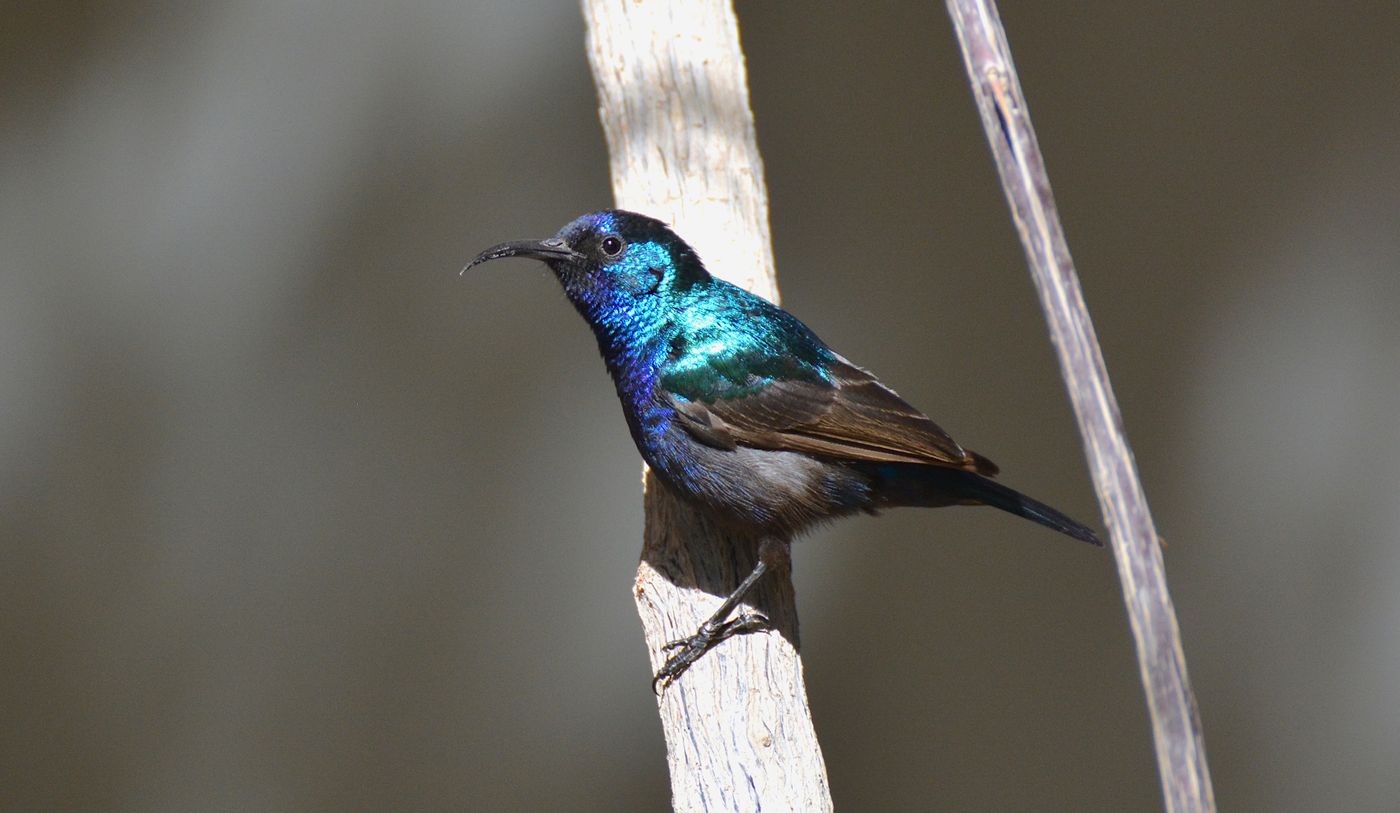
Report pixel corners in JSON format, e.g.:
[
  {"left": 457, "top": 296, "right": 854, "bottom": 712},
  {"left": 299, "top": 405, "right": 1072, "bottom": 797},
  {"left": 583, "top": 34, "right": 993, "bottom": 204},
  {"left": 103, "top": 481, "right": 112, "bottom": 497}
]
[{"left": 872, "top": 465, "right": 1102, "bottom": 546}]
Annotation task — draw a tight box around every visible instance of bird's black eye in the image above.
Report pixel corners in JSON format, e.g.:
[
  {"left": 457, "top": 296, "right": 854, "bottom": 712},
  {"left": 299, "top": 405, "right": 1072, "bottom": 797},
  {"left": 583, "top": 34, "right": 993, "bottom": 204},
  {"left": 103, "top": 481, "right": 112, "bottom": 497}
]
[{"left": 600, "top": 234, "right": 625, "bottom": 258}]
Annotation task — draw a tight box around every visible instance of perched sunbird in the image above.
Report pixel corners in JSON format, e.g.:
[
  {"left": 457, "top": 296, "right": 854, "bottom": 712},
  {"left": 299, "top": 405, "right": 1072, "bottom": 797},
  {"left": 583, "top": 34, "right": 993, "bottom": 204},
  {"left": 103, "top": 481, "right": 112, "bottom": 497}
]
[{"left": 465, "top": 210, "right": 1100, "bottom": 688}]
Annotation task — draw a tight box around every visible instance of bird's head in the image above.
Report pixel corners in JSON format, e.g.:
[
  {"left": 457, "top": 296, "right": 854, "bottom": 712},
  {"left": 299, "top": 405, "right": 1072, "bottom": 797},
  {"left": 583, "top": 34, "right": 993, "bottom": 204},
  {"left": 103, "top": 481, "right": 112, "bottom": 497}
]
[{"left": 464, "top": 210, "right": 710, "bottom": 323}]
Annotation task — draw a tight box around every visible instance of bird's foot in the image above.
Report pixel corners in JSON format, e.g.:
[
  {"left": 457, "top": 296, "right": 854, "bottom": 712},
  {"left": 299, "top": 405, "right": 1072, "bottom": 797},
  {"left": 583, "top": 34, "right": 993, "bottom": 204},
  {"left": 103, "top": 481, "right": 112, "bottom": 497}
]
[{"left": 652, "top": 611, "right": 770, "bottom": 694}]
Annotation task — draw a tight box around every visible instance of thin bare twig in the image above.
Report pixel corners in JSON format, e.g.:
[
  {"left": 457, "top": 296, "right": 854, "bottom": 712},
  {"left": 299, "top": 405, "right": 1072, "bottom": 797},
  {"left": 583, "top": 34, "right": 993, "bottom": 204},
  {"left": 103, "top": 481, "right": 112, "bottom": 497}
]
[{"left": 944, "top": 2, "right": 1216, "bottom": 810}]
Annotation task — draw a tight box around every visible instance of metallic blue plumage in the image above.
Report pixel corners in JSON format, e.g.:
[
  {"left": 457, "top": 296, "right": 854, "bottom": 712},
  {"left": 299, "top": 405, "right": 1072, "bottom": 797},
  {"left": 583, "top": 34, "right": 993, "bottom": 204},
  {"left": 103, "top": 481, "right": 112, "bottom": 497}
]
[{"left": 466, "top": 209, "right": 1099, "bottom": 685}]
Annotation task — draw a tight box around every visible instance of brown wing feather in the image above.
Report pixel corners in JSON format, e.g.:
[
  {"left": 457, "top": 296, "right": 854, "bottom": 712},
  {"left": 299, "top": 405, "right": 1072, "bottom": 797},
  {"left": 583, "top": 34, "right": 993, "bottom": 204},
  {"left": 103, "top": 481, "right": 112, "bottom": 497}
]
[{"left": 669, "top": 356, "right": 998, "bottom": 476}]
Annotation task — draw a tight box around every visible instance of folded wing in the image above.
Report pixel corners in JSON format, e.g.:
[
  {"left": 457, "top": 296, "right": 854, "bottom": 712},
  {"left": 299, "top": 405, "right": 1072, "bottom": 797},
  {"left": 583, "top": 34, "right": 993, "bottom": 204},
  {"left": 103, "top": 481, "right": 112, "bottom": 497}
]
[{"left": 664, "top": 352, "right": 998, "bottom": 476}]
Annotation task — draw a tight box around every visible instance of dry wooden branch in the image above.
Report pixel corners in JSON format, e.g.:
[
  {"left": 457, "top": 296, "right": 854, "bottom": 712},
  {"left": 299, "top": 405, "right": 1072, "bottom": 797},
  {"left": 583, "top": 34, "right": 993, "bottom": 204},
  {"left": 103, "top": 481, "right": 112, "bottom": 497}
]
[
  {"left": 944, "top": 2, "right": 1216, "bottom": 810},
  {"left": 581, "top": 2, "right": 833, "bottom": 810}
]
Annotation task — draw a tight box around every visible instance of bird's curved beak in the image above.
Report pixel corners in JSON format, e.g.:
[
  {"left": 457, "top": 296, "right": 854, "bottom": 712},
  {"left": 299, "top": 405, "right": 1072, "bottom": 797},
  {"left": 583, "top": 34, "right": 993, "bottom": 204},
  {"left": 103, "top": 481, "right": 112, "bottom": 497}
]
[{"left": 461, "top": 238, "right": 582, "bottom": 275}]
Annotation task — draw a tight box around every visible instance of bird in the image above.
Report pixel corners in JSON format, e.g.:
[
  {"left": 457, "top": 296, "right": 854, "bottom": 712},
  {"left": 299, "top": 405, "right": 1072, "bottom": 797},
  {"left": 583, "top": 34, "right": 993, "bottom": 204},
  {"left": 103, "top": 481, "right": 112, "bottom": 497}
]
[{"left": 464, "top": 209, "right": 1100, "bottom": 689}]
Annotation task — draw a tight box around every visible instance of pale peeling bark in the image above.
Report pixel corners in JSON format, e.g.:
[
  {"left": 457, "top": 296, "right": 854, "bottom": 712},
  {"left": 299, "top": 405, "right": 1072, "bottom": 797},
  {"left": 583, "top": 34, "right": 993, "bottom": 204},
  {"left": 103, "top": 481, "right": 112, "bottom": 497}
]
[
  {"left": 945, "top": 2, "right": 1216, "bottom": 811},
  {"left": 581, "top": 2, "right": 833, "bottom": 812}
]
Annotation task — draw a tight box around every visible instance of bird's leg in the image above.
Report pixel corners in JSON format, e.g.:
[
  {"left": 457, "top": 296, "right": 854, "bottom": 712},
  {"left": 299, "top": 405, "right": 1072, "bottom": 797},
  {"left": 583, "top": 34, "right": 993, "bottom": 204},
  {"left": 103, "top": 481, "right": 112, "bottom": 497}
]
[{"left": 652, "top": 539, "right": 785, "bottom": 692}]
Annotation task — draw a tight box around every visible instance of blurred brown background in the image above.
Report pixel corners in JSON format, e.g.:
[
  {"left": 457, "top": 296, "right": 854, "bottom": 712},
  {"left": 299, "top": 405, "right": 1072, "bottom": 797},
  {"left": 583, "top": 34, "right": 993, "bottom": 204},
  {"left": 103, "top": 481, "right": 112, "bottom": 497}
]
[{"left": 3, "top": 2, "right": 1398, "bottom": 810}]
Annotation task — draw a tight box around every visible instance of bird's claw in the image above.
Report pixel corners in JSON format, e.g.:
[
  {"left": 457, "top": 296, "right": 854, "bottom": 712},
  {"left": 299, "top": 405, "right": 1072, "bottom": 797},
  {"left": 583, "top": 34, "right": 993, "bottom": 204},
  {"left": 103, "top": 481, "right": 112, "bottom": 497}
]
[{"left": 652, "top": 611, "right": 771, "bottom": 694}]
